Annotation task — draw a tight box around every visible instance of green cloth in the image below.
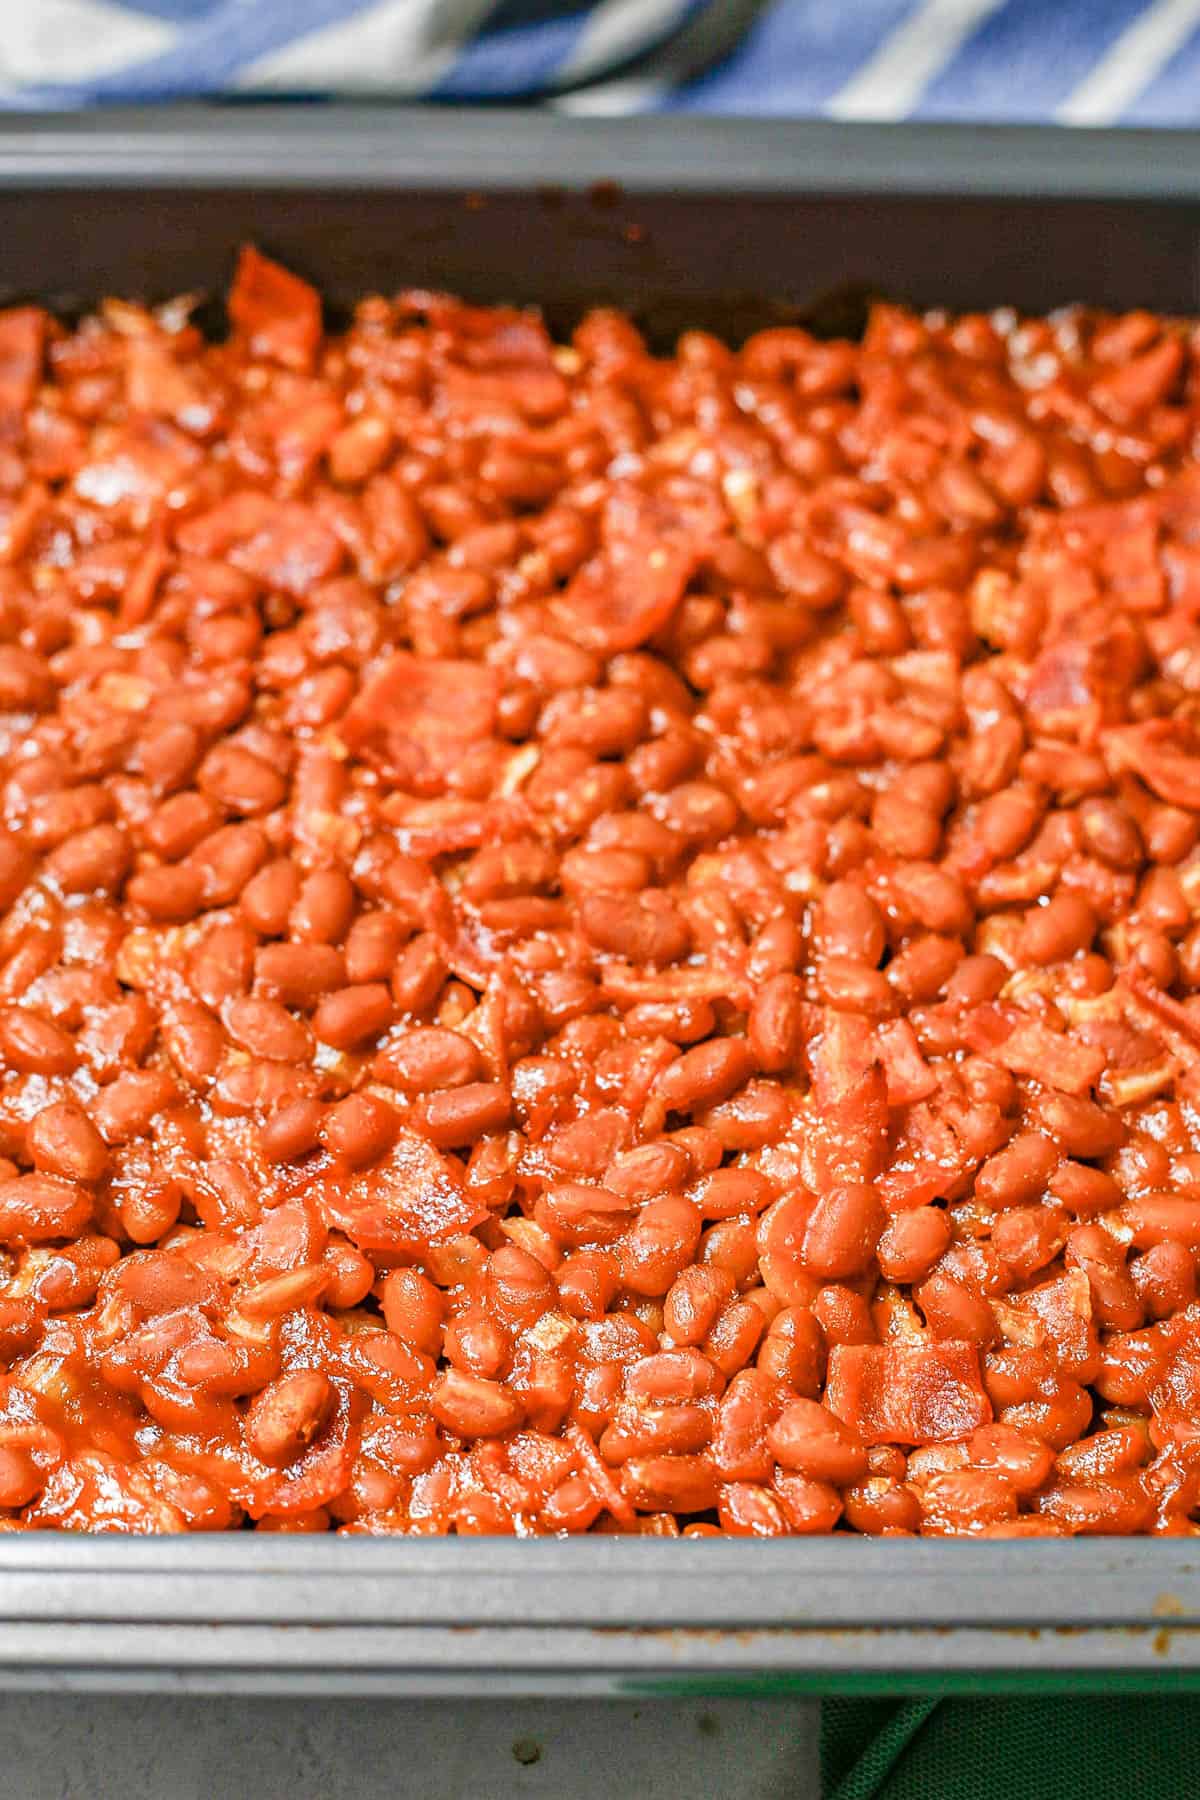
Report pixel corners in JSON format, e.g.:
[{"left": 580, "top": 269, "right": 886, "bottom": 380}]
[{"left": 822, "top": 1698, "right": 1200, "bottom": 1799}]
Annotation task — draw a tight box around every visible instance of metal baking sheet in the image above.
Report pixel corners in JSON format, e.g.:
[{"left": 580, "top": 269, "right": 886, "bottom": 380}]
[{"left": 0, "top": 106, "right": 1198, "bottom": 1692}]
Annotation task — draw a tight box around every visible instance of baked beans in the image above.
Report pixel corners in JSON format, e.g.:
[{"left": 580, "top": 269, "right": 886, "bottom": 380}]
[{"left": 0, "top": 258, "right": 1196, "bottom": 1535}]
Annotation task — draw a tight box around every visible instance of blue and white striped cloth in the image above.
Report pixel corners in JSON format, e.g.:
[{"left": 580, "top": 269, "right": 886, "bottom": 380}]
[{"left": 7, "top": 0, "right": 1200, "bottom": 123}]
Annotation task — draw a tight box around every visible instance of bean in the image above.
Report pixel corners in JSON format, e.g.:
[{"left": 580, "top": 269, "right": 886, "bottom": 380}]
[
  {"left": 663, "top": 1265, "right": 737, "bottom": 1345},
  {"left": 313, "top": 984, "right": 393, "bottom": 1050},
  {"left": 392, "top": 934, "right": 448, "bottom": 1015},
  {"left": 814, "top": 881, "right": 886, "bottom": 965},
  {"left": 942, "top": 952, "right": 1006, "bottom": 1008},
  {"left": 92, "top": 1070, "right": 177, "bottom": 1144},
  {"left": 431, "top": 1369, "right": 524, "bottom": 1439},
  {"left": 0, "top": 1173, "right": 92, "bottom": 1243},
  {"left": 556, "top": 1251, "right": 620, "bottom": 1318},
  {"left": 624, "top": 997, "right": 715, "bottom": 1043},
  {"left": 872, "top": 790, "right": 943, "bottom": 860},
  {"left": 0, "top": 1445, "right": 42, "bottom": 1509},
  {"left": 47, "top": 823, "right": 130, "bottom": 894},
  {"left": 1079, "top": 798, "right": 1143, "bottom": 870},
  {"left": 1021, "top": 891, "right": 1097, "bottom": 965},
  {"left": 126, "top": 862, "right": 206, "bottom": 922},
  {"left": 768, "top": 1398, "right": 868, "bottom": 1485},
  {"left": 816, "top": 957, "right": 897, "bottom": 1017},
  {"left": 757, "top": 1308, "right": 823, "bottom": 1396},
  {"left": 1033, "top": 1092, "right": 1124, "bottom": 1159},
  {"left": 890, "top": 863, "right": 971, "bottom": 935},
  {"left": 380, "top": 1268, "right": 446, "bottom": 1351},
  {"left": 374, "top": 1027, "right": 482, "bottom": 1094},
  {"left": 605, "top": 1142, "right": 691, "bottom": 1199},
  {"left": 444, "top": 1312, "right": 510, "bottom": 1380},
  {"left": 621, "top": 1454, "right": 719, "bottom": 1514},
  {"left": 259, "top": 1098, "right": 324, "bottom": 1164},
  {"left": 992, "top": 1205, "right": 1069, "bottom": 1282},
  {"left": 1130, "top": 1241, "right": 1196, "bottom": 1320},
  {"left": 620, "top": 1197, "right": 703, "bottom": 1297},
  {"left": 542, "top": 1184, "right": 637, "bottom": 1246},
  {"left": 199, "top": 742, "right": 287, "bottom": 816},
  {"left": 876, "top": 1207, "right": 951, "bottom": 1283},
  {"left": 748, "top": 973, "right": 804, "bottom": 1071},
  {"left": 973, "top": 786, "right": 1043, "bottom": 860},
  {"left": 344, "top": 911, "right": 408, "bottom": 983},
  {"left": 689, "top": 1168, "right": 775, "bottom": 1220},
  {"left": 223, "top": 995, "right": 312, "bottom": 1064},
  {"left": 255, "top": 942, "right": 345, "bottom": 1009},
  {"left": 802, "top": 1182, "right": 884, "bottom": 1279},
  {"left": 241, "top": 860, "right": 302, "bottom": 936},
  {"left": 142, "top": 792, "right": 222, "bottom": 863},
  {"left": 916, "top": 1271, "right": 996, "bottom": 1344},
  {"left": 246, "top": 1371, "right": 335, "bottom": 1465},
  {"left": 774, "top": 1474, "right": 844, "bottom": 1534},
  {"left": 290, "top": 869, "right": 355, "bottom": 944},
  {"left": 26, "top": 1102, "right": 108, "bottom": 1183},
  {"left": 0, "top": 841, "right": 32, "bottom": 913},
  {"left": 560, "top": 847, "right": 649, "bottom": 896},
  {"left": 0, "top": 1007, "right": 75, "bottom": 1075},
  {"left": 417, "top": 1083, "right": 511, "bottom": 1148},
  {"left": 1123, "top": 1194, "right": 1200, "bottom": 1248},
  {"left": 190, "top": 823, "right": 268, "bottom": 905},
  {"left": 321, "top": 1093, "right": 399, "bottom": 1168},
  {"left": 976, "top": 1133, "right": 1059, "bottom": 1210},
  {"left": 577, "top": 891, "right": 690, "bottom": 965},
  {"left": 655, "top": 1038, "right": 755, "bottom": 1116},
  {"left": 703, "top": 1297, "right": 768, "bottom": 1377},
  {"left": 1048, "top": 1161, "right": 1121, "bottom": 1217}
]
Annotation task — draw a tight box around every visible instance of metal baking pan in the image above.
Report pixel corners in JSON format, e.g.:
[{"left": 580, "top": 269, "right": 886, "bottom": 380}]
[{"left": 0, "top": 107, "right": 1199, "bottom": 1695}]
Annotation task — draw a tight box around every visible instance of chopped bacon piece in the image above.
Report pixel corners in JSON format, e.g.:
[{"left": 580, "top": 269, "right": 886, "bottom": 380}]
[
  {"left": 995, "top": 1269, "right": 1099, "bottom": 1382},
  {"left": 1105, "top": 718, "right": 1200, "bottom": 811},
  {"left": 805, "top": 1012, "right": 887, "bottom": 1185},
  {"left": 964, "top": 1008, "right": 1106, "bottom": 1097},
  {"left": 339, "top": 652, "right": 499, "bottom": 791},
  {"left": 228, "top": 245, "right": 322, "bottom": 373},
  {"left": 876, "top": 1018, "right": 939, "bottom": 1107},
  {"left": 554, "top": 487, "right": 705, "bottom": 654},
  {"left": 0, "top": 306, "right": 46, "bottom": 423},
  {"left": 175, "top": 490, "right": 343, "bottom": 595},
  {"left": 319, "top": 1129, "right": 487, "bottom": 1253},
  {"left": 1121, "top": 969, "right": 1200, "bottom": 1055},
  {"left": 825, "top": 1341, "right": 992, "bottom": 1445},
  {"left": 1021, "top": 611, "right": 1144, "bottom": 739}
]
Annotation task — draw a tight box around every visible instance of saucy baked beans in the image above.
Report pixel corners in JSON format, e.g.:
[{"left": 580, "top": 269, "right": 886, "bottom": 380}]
[{"left": 0, "top": 256, "right": 1196, "bottom": 1535}]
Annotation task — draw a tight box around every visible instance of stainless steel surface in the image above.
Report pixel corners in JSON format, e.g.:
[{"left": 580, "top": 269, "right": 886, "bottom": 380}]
[
  {"left": 0, "top": 1540, "right": 1192, "bottom": 1689},
  {"left": 2, "top": 108, "right": 1200, "bottom": 198},
  {"left": 0, "top": 1694, "right": 819, "bottom": 1796},
  {"left": 0, "top": 109, "right": 1197, "bottom": 1690}
]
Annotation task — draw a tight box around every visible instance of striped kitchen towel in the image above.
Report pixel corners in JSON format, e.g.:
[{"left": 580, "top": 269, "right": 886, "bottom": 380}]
[{"left": 5, "top": 0, "right": 1200, "bottom": 123}]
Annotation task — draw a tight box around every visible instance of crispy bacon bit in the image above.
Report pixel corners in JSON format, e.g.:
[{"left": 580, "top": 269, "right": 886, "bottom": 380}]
[
  {"left": 876, "top": 1019, "right": 938, "bottom": 1107},
  {"left": 825, "top": 1341, "right": 992, "bottom": 1445},
  {"left": 319, "top": 1130, "right": 487, "bottom": 1253},
  {"left": 1105, "top": 718, "right": 1200, "bottom": 811},
  {"left": 0, "top": 307, "right": 46, "bottom": 424},
  {"left": 175, "top": 490, "right": 343, "bottom": 594},
  {"left": 339, "top": 653, "right": 499, "bottom": 790},
  {"left": 554, "top": 488, "right": 703, "bottom": 654},
  {"left": 964, "top": 1008, "right": 1106, "bottom": 1097},
  {"left": 228, "top": 246, "right": 322, "bottom": 374}
]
